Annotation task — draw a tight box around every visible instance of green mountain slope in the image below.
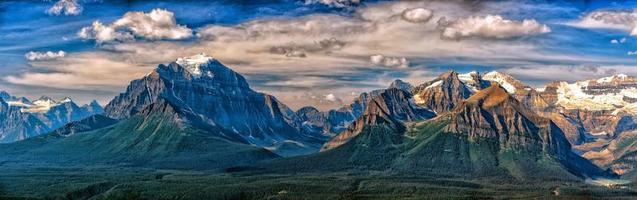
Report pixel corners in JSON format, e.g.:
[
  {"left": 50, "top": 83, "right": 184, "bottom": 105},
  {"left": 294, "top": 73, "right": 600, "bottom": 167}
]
[
  {"left": 0, "top": 99, "right": 278, "bottom": 170},
  {"left": 267, "top": 85, "right": 613, "bottom": 182}
]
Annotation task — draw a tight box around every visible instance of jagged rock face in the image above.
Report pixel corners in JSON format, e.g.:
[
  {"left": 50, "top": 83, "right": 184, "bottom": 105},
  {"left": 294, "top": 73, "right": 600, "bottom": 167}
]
[
  {"left": 460, "top": 72, "right": 579, "bottom": 145},
  {"left": 34, "top": 101, "right": 86, "bottom": 129},
  {"left": 314, "top": 90, "right": 380, "bottom": 136},
  {"left": 0, "top": 92, "right": 102, "bottom": 143},
  {"left": 537, "top": 75, "right": 637, "bottom": 144},
  {"left": 295, "top": 79, "right": 414, "bottom": 138},
  {"left": 296, "top": 106, "right": 330, "bottom": 137},
  {"left": 322, "top": 88, "right": 435, "bottom": 151},
  {"left": 389, "top": 79, "right": 413, "bottom": 92},
  {"left": 543, "top": 112, "right": 587, "bottom": 145},
  {"left": 443, "top": 84, "right": 609, "bottom": 178},
  {"left": 519, "top": 89, "right": 551, "bottom": 112},
  {"left": 413, "top": 71, "right": 473, "bottom": 114},
  {"left": 458, "top": 71, "right": 491, "bottom": 92},
  {"left": 0, "top": 103, "right": 48, "bottom": 143},
  {"left": 540, "top": 81, "right": 561, "bottom": 105},
  {"left": 582, "top": 130, "right": 637, "bottom": 176},
  {"left": 481, "top": 72, "right": 550, "bottom": 112},
  {"left": 103, "top": 55, "right": 324, "bottom": 156},
  {"left": 304, "top": 83, "right": 609, "bottom": 179},
  {"left": 445, "top": 84, "right": 559, "bottom": 150},
  {"left": 561, "top": 109, "right": 624, "bottom": 137}
]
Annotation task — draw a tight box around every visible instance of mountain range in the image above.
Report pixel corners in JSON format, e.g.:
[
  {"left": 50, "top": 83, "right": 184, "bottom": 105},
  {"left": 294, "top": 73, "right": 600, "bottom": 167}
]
[
  {"left": 0, "top": 92, "right": 103, "bottom": 143},
  {"left": 1, "top": 53, "right": 636, "bottom": 183}
]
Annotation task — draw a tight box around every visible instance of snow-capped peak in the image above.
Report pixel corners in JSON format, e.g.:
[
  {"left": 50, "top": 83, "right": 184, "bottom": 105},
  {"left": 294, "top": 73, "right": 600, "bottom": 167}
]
[
  {"left": 457, "top": 71, "right": 481, "bottom": 92},
  {"left": 23, "top": 97, "right": 58, "bottom": 113},
  {"left": 597, "top": 74, "right": 628, "bottom": 83},
  {"left": 33, "top": 96, "right": 56, "bottom": 106},
  {"left": 60, "top": 97, "right": 73, "bottom": 103},
  {"left": 175, "top": 53, "right": 215, "bottom": 77},
  {"left": 482, "top": 71, "right": 517, "bottom": 94},
  {"left": 458, "top": 71, "right": 478, "bottom": 82}
]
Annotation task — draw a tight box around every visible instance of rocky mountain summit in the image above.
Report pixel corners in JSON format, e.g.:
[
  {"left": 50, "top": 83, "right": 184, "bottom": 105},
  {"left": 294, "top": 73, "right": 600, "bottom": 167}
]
[{"left": 104, "top": 53, "right": 327, "bottom": 156}]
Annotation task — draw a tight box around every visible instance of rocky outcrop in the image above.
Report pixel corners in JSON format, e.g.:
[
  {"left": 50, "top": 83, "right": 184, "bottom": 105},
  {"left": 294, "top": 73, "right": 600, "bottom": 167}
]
[
  {"left": 412, "top": 71, "right": 473, "bottom": 114},
  {"left": 389, "top": 79, "right": 413, "bottom": 92},
  {"left": 443, "top": 84, "right": 612, "bottom": 178},
  {"left": 295, "top": 79, "right": 414, "bottom": 138},
  {"left": 582, "top": 130, "right": 637, "bottom": 176},
  {"left": 321, "top": 88, "right": 435, "bottom": 151},
  {"left": 446, "top": 84, "right": 561, "bottom": 149}
]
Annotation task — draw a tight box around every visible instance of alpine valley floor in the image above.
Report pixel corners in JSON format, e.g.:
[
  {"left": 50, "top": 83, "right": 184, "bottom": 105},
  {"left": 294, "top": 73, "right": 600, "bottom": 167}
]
[{"left": 0, "top": 165, "right": 635, "bottom": 199}]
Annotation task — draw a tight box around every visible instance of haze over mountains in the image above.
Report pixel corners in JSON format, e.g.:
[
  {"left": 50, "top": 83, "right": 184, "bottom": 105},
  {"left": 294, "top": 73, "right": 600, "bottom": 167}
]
[
  {"left": 0, "top": 93, "right": 103, "bottom": 143},
  {"left": 1, "top": 53, "right": 637, "bottom": 184}
]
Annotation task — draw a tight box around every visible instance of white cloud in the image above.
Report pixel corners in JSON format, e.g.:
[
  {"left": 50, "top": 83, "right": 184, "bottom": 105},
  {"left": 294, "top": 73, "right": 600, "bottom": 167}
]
[
  {"left": 46, "top": 0, "right": 82, "bottom": 16},
  {"left": 611, "top": 37, "right": 627, "bottom": 44},
  {"left": 571, "top": 10, "right": 637, "bottom": 35},
  {"left": 401, "top": 8, "right": 433, "bottom": 23},
  {"left": 78, "top": 21, "right": 134, "bottom": 43},
  {"left": 25, "top": 51, "right": 66, "bottom": 61},
  {"left": 8, "top": 1, "right": 629, "bottom": 111},
  {"left": 628, "top": 51, "right": 637, "bottom": 56},
  {"left": 440, "top": 15, "right": 551, "bottom": 40},
  {"left": 78, "top": 9, "right": 192, "bottom": 43},
  {"left": 325, "top": 93, "right": 338, "bottom": 102},
  {"left": 370, "top": 54, "right": 409, "bottom": 68},
  {"left": 8, "top": 52, "right": 151, "bottom": 90},
  {"left": 305, "top": 0, "right": 360, "bottom": 8}
]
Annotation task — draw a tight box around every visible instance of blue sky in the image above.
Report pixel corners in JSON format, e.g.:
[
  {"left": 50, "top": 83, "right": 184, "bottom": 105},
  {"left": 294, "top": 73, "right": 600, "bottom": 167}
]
[{"left": 1, "top": 0, "right": 637, "bottom": 110}]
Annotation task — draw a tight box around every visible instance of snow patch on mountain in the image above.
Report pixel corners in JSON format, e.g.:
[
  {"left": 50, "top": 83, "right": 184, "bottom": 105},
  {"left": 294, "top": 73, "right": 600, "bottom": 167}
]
[
  {"left": 425, "top": 80, "right": 443, "bottom": 90},
  {"left": 554, "top": 74, "right": 637, "bottom": 115},
  {"left": 23, "top": 97, "right": 59, "bottom": 113},
  {"left": 482, "top": 71, "right": 517, "bottom": 94},
  {"left": 458, "top": 71, "right": 480, "bottom": 92},
  {"left": 598, "top": 74, "right": 627, "bottom": 83},
  {"left": 175, "top": 53, "right": 215, "bottom": 78}
]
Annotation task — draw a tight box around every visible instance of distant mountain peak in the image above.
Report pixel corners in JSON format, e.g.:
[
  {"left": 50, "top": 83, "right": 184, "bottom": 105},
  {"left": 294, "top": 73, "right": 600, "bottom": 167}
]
[
  {"left": 36, "top": 95, "right": 54, "bottom": 101},
  {"left": 105, "top": 54, "right": 324, "bottom": 156},
  {"left": 29, "top": 96, "right": 58, "bottom": 112},
  {"left": 0, "top": 91, "right": 10, "bottom": 98},
  {"left": 595, "top": 73, "right": 630, "bottom": 83},
  {"left": 482, "top": 71, "right": 524, "bottom": 94},
  {"left": 89, "top": 100, "right": 101, "bottom": 106},
  {"left": 174, "top": 53, "right": 216, "bottom": 78},
  {"left": 412, "top": 71, "right": 473, "bottom": 113},
  {"left": 388, "top": 79, "right": 413, "bottom": 92},
  {"left": 60, "top": 97, "right": 73, "bottom": 103}
]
